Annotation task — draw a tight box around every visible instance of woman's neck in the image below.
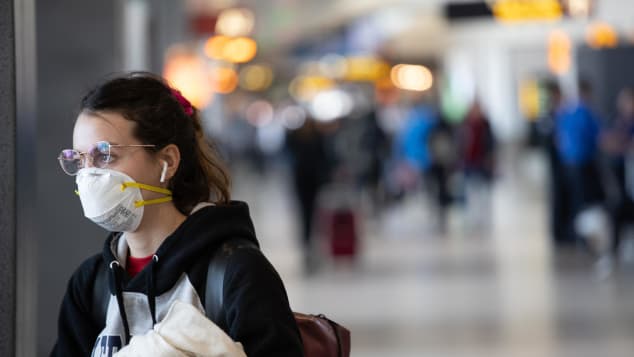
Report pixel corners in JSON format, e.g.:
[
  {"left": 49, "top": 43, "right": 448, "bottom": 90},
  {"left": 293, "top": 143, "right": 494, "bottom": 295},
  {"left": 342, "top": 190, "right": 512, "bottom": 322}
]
[{"left": 125, "top": 203, "right": 187, "bottom": 258}]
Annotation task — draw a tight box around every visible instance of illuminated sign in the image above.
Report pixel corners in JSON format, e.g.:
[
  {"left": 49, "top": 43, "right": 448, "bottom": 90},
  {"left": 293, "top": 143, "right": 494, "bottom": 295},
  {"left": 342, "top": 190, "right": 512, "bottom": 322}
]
[
  {"left": 445, "top": 0, "right": 593, "bottom": 22},
  {"left": 492, "top": 0, "right": 563, "bottom": 22}
]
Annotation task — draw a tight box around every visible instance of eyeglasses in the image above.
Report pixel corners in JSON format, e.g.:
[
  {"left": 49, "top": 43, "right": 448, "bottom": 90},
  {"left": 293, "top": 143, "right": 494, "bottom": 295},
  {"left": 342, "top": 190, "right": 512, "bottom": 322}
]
[{"left": 58, "top": 140, "right": 155, "bottom": 176}]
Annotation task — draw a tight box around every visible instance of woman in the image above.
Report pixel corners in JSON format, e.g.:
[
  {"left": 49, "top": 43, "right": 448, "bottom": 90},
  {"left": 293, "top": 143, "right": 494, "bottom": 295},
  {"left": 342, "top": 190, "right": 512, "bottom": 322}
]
[{"left": 51, "top": 72, "right": 304, "bottom": 356}]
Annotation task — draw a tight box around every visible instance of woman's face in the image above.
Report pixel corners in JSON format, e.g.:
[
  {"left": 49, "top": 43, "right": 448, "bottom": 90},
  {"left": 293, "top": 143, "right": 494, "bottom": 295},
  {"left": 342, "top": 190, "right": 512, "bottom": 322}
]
[{"left": 73, "top": 111, "right": 164, "bottom": 197}]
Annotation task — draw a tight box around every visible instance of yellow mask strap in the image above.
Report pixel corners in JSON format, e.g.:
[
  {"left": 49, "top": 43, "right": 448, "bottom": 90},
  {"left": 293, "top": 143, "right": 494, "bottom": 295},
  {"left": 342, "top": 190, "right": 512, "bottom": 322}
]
[
  {"left": 121, "top": 182, "right": 173, "bottom": 208},
  {"left": 133, "top": 196, "right": 173, "bottom": 208},
  {"left": 121, "top": 182, "right": 172, "bottom": 195}
]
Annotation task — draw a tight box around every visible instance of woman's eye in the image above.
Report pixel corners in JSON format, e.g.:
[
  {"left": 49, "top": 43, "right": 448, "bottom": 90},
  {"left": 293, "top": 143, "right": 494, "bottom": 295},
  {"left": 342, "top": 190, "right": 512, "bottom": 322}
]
[{"left": 95, "top": 153, "right": 115, "bottom": 165}]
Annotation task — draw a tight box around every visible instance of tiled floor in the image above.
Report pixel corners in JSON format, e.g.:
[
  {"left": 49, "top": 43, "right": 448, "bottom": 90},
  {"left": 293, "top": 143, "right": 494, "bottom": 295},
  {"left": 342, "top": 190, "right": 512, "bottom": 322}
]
[{"left": 232, "top": 152, "right": 634, "bottom": 357}]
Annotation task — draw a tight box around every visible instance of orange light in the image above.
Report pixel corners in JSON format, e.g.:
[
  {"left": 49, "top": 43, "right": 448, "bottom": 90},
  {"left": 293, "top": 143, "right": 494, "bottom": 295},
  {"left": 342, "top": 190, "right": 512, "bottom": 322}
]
[
  {"left": 548, "top": 30, "right": 572, "bottom": 75},
  {"left": 209, "top": 66, "right": 238, "bottom": 94},
  {"left": 344, "top": 57, "right": 390, "bottom": 82},
  {"left": 289, "top": 76, "right": 335, "bottom": 102},
  {"left": 239, "top": 64, "right": 274, "bottom": 91},
  {"left": 215, "top": 7, "right": 255, "bottom": 37},
  {"left": 222, "top": 37, "right": 257, "bottom": 63},
  {"left": 204, "top": 36, "right": 258, "bottom": 64},
  {"left": 204, "top": 35, "right": 231, "bottom": 60},
  {"left": 390, "top": 64, "right": 433, "bottom": 92},
  {"left": 163, "top": 46, "right": 213, "bottom": 108},
  {"left": 586, "top": 22, "right": 619, "bottom": 49},
  {"left": 566, "top": 0, "right": 591, "bottom": 18}
]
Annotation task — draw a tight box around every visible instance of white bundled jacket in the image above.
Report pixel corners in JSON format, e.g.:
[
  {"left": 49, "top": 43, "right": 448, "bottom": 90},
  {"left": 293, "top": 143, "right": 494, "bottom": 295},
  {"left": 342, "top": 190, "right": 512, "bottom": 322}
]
[{"left": 115, "top": 301, "right": 246, "bottom": 357}]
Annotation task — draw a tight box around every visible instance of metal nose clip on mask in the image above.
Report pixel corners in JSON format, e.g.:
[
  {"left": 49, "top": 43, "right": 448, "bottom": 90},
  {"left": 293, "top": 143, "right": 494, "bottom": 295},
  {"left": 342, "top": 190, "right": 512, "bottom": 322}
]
[{"left": 75, "top": 167, "right": 173, "bottom": 232}]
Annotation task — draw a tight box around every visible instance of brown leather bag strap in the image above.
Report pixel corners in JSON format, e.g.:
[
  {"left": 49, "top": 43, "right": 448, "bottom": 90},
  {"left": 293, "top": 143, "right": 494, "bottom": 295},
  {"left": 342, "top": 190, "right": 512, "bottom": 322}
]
[{"left": 320, "top": 314, "right": 343, "bottom": 357}]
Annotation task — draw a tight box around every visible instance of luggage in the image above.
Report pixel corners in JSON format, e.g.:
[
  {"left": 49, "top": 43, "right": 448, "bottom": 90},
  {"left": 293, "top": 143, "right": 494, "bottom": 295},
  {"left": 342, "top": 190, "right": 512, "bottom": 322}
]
[
  {"left": 324, "top": 208, "right": 358, "bottom": 257},
  {"left": 317, "top": 182, "right": 361, "bottom": 259}
]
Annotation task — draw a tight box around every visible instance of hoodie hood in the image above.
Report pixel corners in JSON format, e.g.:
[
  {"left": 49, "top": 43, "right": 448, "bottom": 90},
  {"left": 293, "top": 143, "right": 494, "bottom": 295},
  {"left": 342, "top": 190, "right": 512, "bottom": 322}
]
[
  {"left": 103, "top": 200, "right": 259, "bottom": 293},
  {"left": 100, "top": 201, "right": 259, "bottom": 343}
]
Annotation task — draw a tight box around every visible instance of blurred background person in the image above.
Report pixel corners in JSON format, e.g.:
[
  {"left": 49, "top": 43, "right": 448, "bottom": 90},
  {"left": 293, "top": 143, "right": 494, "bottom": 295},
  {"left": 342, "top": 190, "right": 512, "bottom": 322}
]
[
  {"left": 286, "top": 118, "right": 332, "bottom": 274},
  {"left": 398, "top": 98, "right": 437, "bottom": 182},
  {"left": 601, "top": 87, "right": 634, "bottom": 260},
  {"left": 555, "top": 80, "right": 605, "bottom": 249},
  {"left": 394, "top": 96, "right": 450, "bottom": 232},
  {"left": 538, "top": 80, "right": 573, "bottom": 246},
  {"left": 426, "top": 115, "right": 457, "bottom": 235},
  {"left": 358, "top": 109, "right": 390, "bottom": 217},
  {"left": 460, "top": 99, "right": 496, "bottom": 229}
]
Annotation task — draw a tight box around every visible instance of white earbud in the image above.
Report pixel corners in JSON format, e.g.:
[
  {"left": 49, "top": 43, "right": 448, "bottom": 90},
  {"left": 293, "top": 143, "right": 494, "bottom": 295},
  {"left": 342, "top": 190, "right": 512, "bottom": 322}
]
[{"left": 160, "top": 160, "right": 168, "bottom": 183}]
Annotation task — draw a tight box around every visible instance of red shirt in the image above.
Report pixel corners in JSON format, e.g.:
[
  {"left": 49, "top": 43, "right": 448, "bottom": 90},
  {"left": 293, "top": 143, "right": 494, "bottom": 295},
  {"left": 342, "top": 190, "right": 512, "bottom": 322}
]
[{"left": 127, "top": 255, "right": 153, "bottom": 277}]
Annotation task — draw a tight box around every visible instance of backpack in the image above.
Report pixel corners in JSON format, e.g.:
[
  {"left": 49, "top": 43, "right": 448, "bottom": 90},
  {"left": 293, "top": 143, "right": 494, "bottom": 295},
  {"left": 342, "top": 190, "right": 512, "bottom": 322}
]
[
  {"left": 206, "top": 238, "right": 351, "bottom": 357},
  {"left": 91, "top": 239, "right": 351, "bottom": 357}
]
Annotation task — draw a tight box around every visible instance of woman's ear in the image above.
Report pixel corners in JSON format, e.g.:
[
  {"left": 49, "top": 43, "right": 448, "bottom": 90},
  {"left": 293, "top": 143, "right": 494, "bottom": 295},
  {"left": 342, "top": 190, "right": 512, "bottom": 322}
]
[{"left": 158, "top": 144, "right": 181, "bottom": 183}]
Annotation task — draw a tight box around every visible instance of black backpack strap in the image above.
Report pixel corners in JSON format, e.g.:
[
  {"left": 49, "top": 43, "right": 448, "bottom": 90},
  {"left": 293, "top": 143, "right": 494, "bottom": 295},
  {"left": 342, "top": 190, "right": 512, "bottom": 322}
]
[
  {"left": 205, "top": 238, "right": 259, "bottom": 328},
  {"left": 92, "top": 261, "right": 109, "bottom": 326}
]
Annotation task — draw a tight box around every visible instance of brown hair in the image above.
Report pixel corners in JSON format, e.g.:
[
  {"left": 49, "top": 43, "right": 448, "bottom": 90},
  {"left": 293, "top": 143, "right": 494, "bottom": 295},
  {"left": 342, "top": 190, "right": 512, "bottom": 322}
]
[{"left": 79, "top": 72, "right": 231, "bottom": 214}]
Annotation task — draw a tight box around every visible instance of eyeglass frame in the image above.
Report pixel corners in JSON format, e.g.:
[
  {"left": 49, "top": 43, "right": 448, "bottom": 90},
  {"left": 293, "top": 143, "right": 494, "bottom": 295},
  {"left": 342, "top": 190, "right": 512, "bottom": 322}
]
[{"left": 57, "top": 140, "right": 156, "bottom": 176}]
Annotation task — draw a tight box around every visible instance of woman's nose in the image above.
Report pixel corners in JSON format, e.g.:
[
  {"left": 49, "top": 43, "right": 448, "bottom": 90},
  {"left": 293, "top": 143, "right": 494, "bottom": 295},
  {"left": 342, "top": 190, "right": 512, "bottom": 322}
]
[{"left": 82, "top": 153, "right": 96, "bottom": 168}]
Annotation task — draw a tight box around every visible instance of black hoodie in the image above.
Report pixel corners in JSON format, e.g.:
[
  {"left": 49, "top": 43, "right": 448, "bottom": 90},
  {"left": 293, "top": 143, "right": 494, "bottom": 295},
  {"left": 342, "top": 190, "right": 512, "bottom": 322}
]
[{"left": 51, "top": 201, "right": 304, "bottom": 356}]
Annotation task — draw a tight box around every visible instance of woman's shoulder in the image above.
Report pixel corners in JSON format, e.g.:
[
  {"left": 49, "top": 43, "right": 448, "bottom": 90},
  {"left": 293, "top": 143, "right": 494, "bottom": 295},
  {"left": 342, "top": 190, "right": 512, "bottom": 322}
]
[
  {"left": 225, "top": 244, "right": 269, "bottom": 269},
  {"left": 220, "top": 241, "right": 284, "bottom": 288}
]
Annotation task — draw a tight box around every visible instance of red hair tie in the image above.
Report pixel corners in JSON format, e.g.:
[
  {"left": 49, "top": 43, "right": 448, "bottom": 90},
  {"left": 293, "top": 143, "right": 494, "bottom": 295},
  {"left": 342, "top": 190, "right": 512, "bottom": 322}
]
[{"left": 170, "top": 88, "right": 194, "bottom": 116}]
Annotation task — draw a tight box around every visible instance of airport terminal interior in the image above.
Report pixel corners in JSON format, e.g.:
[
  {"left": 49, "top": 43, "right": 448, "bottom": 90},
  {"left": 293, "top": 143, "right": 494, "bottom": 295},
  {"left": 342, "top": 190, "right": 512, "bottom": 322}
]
[{"left": 4, "top": 0, "right": 634, "bottom": 356}]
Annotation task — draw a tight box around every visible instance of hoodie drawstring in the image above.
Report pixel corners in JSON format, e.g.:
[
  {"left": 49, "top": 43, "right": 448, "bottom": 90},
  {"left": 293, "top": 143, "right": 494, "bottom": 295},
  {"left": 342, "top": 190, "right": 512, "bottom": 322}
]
[
  {"left": 147, "top": 254, "right": 159, "bottom": 325},
  {"left": 109, "top": 260, "right": 131, "bottom": 345}
]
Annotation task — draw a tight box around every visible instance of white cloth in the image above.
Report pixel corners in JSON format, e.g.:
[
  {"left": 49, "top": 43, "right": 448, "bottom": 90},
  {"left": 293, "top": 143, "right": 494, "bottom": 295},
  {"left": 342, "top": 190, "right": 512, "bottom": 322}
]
[{"left": 114, "top": 300, "right": 246, "bottom": 357}]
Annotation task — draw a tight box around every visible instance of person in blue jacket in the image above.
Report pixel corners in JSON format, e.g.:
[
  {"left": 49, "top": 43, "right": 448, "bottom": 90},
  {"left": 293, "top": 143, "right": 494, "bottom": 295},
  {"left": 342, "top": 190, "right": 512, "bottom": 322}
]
[{"left": 555, "top": 80, "right": 604, "bottom": 243}]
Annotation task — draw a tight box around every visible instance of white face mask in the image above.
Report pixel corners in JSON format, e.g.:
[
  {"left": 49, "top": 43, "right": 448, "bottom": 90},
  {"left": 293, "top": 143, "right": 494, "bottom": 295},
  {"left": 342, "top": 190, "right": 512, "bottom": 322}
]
[{"left": 75, "top": 167, "right": 172, "bottom": 232}]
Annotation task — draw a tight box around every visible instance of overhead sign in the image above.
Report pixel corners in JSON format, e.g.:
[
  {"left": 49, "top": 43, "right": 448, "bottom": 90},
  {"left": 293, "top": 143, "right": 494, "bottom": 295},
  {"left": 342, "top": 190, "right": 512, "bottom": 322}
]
[
  {"left": 444, "top": 0, "right": 594, "bottom": 22},
  {"left": 492, "top": 0, "right": 563, "bottom": 22}
]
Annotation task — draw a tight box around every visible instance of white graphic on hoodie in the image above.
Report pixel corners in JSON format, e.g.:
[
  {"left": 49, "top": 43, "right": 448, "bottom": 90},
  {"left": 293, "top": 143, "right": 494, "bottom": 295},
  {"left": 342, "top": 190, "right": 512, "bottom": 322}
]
[{"left": 91, "top": 273, "right": 205, "bottom": 357}]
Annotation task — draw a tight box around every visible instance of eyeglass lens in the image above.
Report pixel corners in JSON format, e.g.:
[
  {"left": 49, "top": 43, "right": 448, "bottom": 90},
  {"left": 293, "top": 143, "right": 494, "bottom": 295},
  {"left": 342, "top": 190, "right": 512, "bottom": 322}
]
[
  {"left": 90, "top": 141, "right": 111, "bottom": 168},
  {"left": 58, "top": 141, "right": 111, "bottom": 175}
]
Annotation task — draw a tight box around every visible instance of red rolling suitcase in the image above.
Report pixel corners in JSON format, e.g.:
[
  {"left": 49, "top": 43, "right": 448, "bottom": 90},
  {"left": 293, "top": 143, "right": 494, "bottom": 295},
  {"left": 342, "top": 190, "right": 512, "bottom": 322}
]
[{"left": 325, "top": 208, "right": 358, "bottom": 257}]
